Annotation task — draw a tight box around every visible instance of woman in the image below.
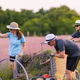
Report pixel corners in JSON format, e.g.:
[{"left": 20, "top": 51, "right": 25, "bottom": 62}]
[{"left": 0, "top": 22, "right": 26, "bottom": 77}]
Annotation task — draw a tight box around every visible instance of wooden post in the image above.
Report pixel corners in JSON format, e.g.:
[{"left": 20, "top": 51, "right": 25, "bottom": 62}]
[{"left": 27, "top": 31, "right": 29, "bottom": 37}]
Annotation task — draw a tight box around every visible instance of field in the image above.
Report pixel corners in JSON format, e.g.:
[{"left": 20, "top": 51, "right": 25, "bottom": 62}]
[
  {"left": 0, "top": 35, "right": 80, "bottom": 60},
  {"left": 0, "top": 35, "right": 80, "bottom": 79}
]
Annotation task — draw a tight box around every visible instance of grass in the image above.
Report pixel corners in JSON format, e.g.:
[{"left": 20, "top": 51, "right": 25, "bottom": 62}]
[
  {"left": 0, "top": 62, "right": 13, "bottom": 80},
  {"left": 77, "top": 61, "right": 80, "bottom": 73}
]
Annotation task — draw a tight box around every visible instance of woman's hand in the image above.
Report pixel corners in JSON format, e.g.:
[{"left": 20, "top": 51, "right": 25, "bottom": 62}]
[{"left": 18, "top": 52, "right": 23, "bottom": 57}]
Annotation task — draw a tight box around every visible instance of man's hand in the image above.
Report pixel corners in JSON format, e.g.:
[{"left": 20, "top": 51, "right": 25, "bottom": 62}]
[
  {"left": 51, "top": 53, "right": 55, "bottom": 56},
  {"left": 36, "top": 62, "right": 45, "bottom": 68},
  {"left": 54, "top": 50, "right": 65, "bottom": 58},
  {"left": 36, "top": 60, "right": 50, "bottom": 68},
  {"left": 73, "top": 40, "right": 76, "bottom": 43}
]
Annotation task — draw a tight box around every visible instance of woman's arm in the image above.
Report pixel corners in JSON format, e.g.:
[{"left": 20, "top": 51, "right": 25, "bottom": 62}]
[
  {"left": 18, "top": 42, "right": 26, "bottom": 57},
  {"left": 0, "top": 33, "right": 8, "bottom": 38}
]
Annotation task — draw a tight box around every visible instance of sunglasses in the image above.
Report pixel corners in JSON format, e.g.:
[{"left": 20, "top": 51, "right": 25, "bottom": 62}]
[
  {"left": 9, "top": 29, "right": 13, "bottom": 31},
  {"left": 48, "top": 42, "right": 50, "bottom": 45},
  {"left": 75, "top": 25, "right": 80, "bottom": 27}
]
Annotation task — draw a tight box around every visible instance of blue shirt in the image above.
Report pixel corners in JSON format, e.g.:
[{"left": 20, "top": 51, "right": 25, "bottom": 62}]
[
  {"left": 71, "top": 31, "right": 80, "bottom": 38},
  {"left": 7, "top": 32, "right": 26, "bottom": 56},
  {"left": 54, "top": 39, "right": 80, "bottom": 57}
]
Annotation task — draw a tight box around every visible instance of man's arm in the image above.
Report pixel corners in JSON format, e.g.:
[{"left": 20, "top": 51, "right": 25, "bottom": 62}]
[
  {"left": 40, "top": 50, "right": 65, "bottom": 64},
  {"left": 67, "top": 36, "right": 80, "bottom": 43},
  {"left": 73, "top": 37, "right": 80, "bottom": 43},
  {"left": 36, "top": 59, "right": 50, "bottom": 68},
  {"left": 54, "top": 50, "right": 65, "bottom": 58},
  {"left": 65, "top": 36, "right": 73, "bottom": 41},
  {"left": 65, "top": 36, "right": 79, "bottom": 43}
]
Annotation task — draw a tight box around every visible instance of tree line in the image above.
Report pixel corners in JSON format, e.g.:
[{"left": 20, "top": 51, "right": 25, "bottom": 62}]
[{"left": 0, "top": 5, "right": 80, "bottom": 36}]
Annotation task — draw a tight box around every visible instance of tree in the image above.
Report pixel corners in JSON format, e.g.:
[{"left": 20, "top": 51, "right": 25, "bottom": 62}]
[
  {"left": 55, "top": 17, "right": 76, "bottom": 35},
  {"left": 21, "top": 18, "right": 41, "bottom": 36}
]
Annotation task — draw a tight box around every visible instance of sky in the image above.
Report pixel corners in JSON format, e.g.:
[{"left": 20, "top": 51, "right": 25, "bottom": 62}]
[{"left": 0, "top": 0, "right": 80, "bottom": 14}]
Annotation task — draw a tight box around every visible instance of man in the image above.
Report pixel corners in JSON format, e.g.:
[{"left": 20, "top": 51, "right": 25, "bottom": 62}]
[
  {"left": 44, "top": 33, "right": 80, "bottom": 80},
  {"left": 67, "top": 20, "right": 80, "bottom": 42}
]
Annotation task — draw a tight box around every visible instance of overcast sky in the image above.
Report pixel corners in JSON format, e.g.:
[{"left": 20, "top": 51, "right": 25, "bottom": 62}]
[{"left": 0, "top": 0, "right": 80, "bottom": 14}]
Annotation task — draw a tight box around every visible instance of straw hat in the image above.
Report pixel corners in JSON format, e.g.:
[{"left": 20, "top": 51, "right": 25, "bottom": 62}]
[{"left": 6, "top": 22, "right": 20, "bottom": 30}]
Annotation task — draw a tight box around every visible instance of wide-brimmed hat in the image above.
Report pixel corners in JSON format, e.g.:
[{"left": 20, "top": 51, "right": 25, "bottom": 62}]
[
  {"left": 44, "top": 33, "right": 57, "bottom": 44},
  {"left": 73, "top": 20, "right": 80, "bottom": 26},
  {"left": 6, "top": 22, "right": 20, "bottom": 30}
]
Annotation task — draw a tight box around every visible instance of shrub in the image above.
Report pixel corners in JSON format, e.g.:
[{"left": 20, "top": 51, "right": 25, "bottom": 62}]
[{"left": 22, "top": 50, "right": 52, "bottom": 79}]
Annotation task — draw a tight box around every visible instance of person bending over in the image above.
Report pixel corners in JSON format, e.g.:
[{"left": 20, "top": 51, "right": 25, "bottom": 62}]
[{"left": 42, "top": 33, "right": 80, "bottom": 80}]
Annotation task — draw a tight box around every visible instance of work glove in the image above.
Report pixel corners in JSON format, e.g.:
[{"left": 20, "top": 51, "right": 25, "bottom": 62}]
[
  {"left": 36, "top": 64, "right": 40, "bottom": 68},
  {"left": 73, "top": 40, "right": 76, "bottom": 43}
]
